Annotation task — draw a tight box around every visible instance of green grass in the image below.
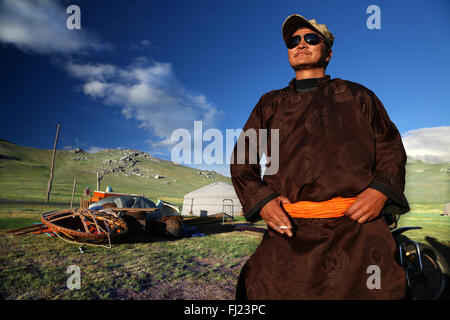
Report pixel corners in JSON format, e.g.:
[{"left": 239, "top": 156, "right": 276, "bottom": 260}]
[
  {"left": 0, "top": 223, "right": 262, "bottom": 299},
  {"left": 0, "top": 139, "right": 231, "bottom": 210},
  {"left": 404, "top": 159, "right": 449, "bottom": 204},
  {"left": 396, "top": 210, "right": 450, "bottom": 245}
]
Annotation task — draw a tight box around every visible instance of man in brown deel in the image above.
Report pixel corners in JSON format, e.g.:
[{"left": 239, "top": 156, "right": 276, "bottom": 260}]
[{"left": 230, "top": 14, "right": 410, "bottom": 299}]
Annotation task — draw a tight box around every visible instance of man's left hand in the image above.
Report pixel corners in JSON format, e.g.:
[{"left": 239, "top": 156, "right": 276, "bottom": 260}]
[{"left": 343, "top": 187, "right": 388, "bottom": 223}]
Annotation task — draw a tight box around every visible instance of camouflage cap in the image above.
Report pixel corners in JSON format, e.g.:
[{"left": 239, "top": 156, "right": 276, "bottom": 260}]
[{"left": 282, "top": 14, "right": 334, "bottom": 49}]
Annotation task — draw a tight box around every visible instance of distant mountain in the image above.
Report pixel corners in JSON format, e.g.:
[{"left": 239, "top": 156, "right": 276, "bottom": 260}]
[
  {"left": 405, "top": 156, "right": 449, "bottom": 204},
  {"left": 0, "top": 139, "right": 231, "bottom": 208}
]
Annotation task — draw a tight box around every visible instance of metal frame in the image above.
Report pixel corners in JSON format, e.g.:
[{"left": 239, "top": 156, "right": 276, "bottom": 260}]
[
  {"left": 387, "top": 211, "right": 445, "bottom": 299},
  {"left": 398, "top": 239, "right": 424, "bottom": 288},
  {"left": 222, "top": 198, "right": 234, "bottom": 224}
]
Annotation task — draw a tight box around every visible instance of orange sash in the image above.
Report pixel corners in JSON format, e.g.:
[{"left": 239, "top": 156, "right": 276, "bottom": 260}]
[{"left": 282, "top": 197, "right": 357, "bottom": 218}]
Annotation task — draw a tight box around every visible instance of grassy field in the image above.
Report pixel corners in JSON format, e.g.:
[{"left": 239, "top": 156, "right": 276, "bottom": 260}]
[
  {"left": 0, "top": 139, "right": 449, "bottom": 300},
  {"left": 0, "top": 216, "right": 263, "bottom": 299},
  {"left": 0, "top": 139, "right": 231, "bottom": 210}
]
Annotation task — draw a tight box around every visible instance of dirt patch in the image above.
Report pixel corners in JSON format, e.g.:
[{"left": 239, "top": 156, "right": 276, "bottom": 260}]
[
  {"left": 110, "top": 279, "right": 237, "bottom": 300},
  {"left": 190, "top": 256, "right": 247, "bottom": 278},
  {"left": 109, "top": 257, "right": 249, "bottom": 300}
]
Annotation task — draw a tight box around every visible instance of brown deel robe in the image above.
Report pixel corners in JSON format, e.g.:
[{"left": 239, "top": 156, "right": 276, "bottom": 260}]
[{"left": 230, "top": 76, "right": 410, "bottom": 299}]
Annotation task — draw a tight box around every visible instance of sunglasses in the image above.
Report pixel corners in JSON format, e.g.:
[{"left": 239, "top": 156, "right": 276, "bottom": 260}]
[{"left": 286, "top": 33, "right": 322, "bottom": 49}]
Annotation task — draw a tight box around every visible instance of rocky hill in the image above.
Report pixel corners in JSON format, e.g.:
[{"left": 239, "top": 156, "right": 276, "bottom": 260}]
[{"left": 0, "top": 139, "right": 230, "bottom": 208}]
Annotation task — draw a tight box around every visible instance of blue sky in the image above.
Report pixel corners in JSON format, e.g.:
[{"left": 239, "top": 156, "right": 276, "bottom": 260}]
[{"left": 1, "top": 0, "right": 449, "bottom": 176}]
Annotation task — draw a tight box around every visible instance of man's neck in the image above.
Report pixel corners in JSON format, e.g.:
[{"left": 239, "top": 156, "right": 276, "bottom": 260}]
[{"left": 295, "top": 68, "right": 326, "bottom": 80}]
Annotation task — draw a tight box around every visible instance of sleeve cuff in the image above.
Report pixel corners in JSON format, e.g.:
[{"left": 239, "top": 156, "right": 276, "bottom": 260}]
[
  {"left": 244, "top": 192, "right": 280, "bottom": 223},
  {"left": 369, "top": 180, "right": 410, "bottom": 215}
]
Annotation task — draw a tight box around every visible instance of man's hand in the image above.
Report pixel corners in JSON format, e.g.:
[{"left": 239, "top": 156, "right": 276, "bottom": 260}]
[
  {"left": 344, "top": 187, "right": 388, "bottom": 223},
  {"left": 260, "top": 196, "right": 293, "bottom": 237}
]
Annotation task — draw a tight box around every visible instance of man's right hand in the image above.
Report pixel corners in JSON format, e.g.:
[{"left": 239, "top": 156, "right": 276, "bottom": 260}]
[{"left": 260, "top": 196, "right": 293, "bottom": 237}]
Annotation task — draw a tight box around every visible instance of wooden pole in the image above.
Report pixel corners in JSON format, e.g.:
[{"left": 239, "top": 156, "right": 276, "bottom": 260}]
[
  {"left": 46, "top": 123, "right": 60, "bottom": 203},
  {"left": 70, "top": 177, "right": 77, "bottom": 209},
  {"left": 96, "top": 171, "right": 103, "bottom": 191}
]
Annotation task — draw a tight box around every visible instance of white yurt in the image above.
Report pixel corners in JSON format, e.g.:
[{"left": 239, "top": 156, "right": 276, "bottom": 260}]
[{"left": 181, "top": 182, "right": 243, "bottom": 217}]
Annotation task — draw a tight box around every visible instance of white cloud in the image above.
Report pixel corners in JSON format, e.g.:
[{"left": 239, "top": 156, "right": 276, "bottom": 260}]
[
  {"left": 0, "top": 0, "right": 223, "bottom": 160},
  {"left": 402, "top": 126, "right": 450, "bottom": 163},
  {"left": 83, "top": 81, "right": 108, "bottom": 97},
  {"left": 129, "top": 39, "right": 158, "bottom": 51},
  {"left": 64, "top": 59, "right": 223, "bottom": 149},
  {"left": 0, "top": 0, "right": 107, "bottom": 55},
  {"left": 65, "top": 61, "right": 117, "bottom": 80}
]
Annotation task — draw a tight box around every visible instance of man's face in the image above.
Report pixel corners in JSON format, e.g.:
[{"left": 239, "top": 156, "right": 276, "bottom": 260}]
[{"left": 287, "top": 27, "right": 332, "bottom": 71}]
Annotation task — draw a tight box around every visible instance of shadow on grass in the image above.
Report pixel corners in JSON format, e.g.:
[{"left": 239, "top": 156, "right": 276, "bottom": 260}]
[
  {"left": 117, "top": 217, "right": 267, "bottom": 245},
  {"left": 184, "top": 217, "right": 266, "bottom": 236},
  {"left": 109, "top": 216, "right": 239, "bottom": 245},
  {"left": 425, "top": 236, "right": 450, "bottom": 270},
  {"left": 192, "top": 222, "right": 235, "bottom": 235},
  {"left": 0, "top": 155, "right": 21, "bottom": 161}
]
